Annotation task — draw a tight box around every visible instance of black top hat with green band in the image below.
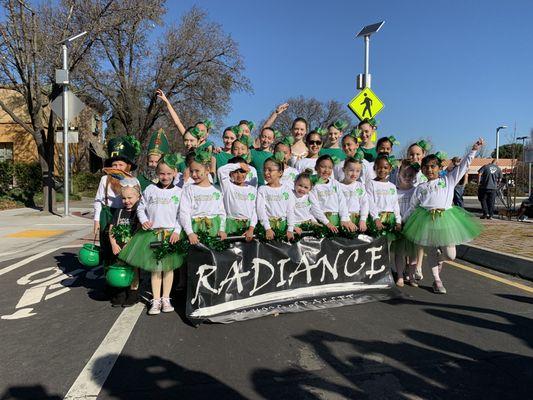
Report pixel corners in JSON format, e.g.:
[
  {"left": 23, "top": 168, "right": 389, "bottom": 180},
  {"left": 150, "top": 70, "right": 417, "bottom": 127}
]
[
  {"left": 106, "top": 135, "right": 141, "bottom": 171},
  {"left": 147, "top": 129, "right": 170, "bottom": 156}
]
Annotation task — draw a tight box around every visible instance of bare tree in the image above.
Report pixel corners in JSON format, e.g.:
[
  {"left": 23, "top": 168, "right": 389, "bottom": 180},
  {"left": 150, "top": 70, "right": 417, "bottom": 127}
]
[
  {"left": 80, "top": 4, "right": 251, "bottom": 145},
  {"left": 267, "top": 96, "right": 354, "bottom": 134}
]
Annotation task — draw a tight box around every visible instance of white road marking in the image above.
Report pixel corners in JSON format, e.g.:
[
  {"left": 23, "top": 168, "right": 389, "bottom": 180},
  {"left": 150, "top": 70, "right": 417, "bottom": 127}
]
[
  {"left": 64, "top": 303, "right": 144, "bottom": 399},
  {"left": 0, "top": 245, "right": 82, "bottom": 277}
]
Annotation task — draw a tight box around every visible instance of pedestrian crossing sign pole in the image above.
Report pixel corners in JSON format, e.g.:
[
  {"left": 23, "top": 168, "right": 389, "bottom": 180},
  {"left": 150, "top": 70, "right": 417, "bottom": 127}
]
[{"left": 348, "top": 87, "right": 384, "bottom": 121}]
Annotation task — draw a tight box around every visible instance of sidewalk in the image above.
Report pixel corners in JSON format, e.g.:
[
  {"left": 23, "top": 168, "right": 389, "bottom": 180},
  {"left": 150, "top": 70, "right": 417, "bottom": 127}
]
[{"left": 0, "top": 200, "right": 94, "bottom": 263}]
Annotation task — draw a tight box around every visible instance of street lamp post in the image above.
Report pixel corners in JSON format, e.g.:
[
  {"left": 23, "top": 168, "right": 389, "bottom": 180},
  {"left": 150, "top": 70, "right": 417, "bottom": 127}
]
[
  {"left": 356, "top": 21, "right": 385, "bottom": 89},
  {"left": 57, "top": 31, "right": 87, "bottom": 217},
  {"left": 495, "top": 125, "right": 507, "bottom": 162}
]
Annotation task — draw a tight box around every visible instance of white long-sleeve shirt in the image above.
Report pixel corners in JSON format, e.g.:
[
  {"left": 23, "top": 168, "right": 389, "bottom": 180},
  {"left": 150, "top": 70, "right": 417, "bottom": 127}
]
[
  {"left": 338, "top": 181, "right": 369, "bottom": 220},
  {"left": 218, "top": 167, "right": 258, "bottom": 227},
  {"left": 309, "top": 178, "right": 350, "bottom": 224},
  {"left": 397, "top": 187, "right": 416, "bottom": 220},
  {"left": 137, "top": 183, "right": 182, "bottom": 232},
  {"left": 366, "top": 180, "right": 401, "bottom": 223},
  {"left": 295, "top": 158, "right": 318, "bottom": 173},
  {"left": 217, "top": 163, "right": 258, "bottom": 187},
  {"left": 293, "top": 192, "right": 318, "bottom": 225},
  {"left": 406, "top": 150, "right": 476, "bottom": 218},
  {"left": 179, "top": 184, "right": 227, "bottom": 235},
  {"left": 362, "top": 160, "right": 376, "bottom": 185},
  {"left": 281, "top": 166, "right": 299, "bottom": 189},
  {"left": 256, "top": 185, "right": 296, "bottom": 232},
  {"left": 94, "top": 175, "right": 123, "bottom": 222}
]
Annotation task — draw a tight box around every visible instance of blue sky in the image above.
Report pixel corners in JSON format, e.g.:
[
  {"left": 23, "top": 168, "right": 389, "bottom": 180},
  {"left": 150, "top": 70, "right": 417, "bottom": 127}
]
[{"left": 165, "top": 0, "right": 533, "bottom": 157}]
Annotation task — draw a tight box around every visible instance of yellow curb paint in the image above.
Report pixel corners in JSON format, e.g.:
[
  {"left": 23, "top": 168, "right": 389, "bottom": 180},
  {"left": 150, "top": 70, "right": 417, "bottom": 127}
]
[
  {"left": 447, "top": 260, "right": 533, "bottom": 294},
  {"left": 5, "top": 230, "right": 65, "bottom": 238}
]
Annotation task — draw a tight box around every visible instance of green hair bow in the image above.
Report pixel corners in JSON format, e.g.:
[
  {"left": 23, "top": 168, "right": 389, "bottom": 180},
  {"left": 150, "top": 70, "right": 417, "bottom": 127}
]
[
  {"left": 416, "top": 140, "right": 431, "bottom": 152},
  {"left": 381, "top": 154, "right": 398, "bottom": 167},
  {"left": 309, "top": 174, "right": 325, "bottom": 185},
  {"left": 354, "top": 149, "right": 365, "bottom": 161},
  {"left": 280, "top": 136, "right": 295, "bottom": 146},
  {"left": 363, "top": 117, "right": 378, "bottom": 128},
  {"left": 237, "top": 135, "right": 253, "bottom": 148},
  {"left": 231, "top": 125, "right": 242, "bottom": 136},
  {"left": 274, "top": 151, "right": 286, "bottom": 163},
  {"left": 435, "top": 151, "right": 448, "bottom": 162},
  {"left": 331, "top": 156, "right": 341, "bottom": 165},
  {"left": 333, "top": 120, "right": 348, "bottom": 131},
  {"left": 315, "top": 127, "right": 327, "bottom": 137},
  {"left": 162, "top": 153, "right": 184, "bottom": 170},
  {"left": 190, "top": 127, "right": 206, "bottom": 140},
  {"left": 243, "top": 120, "right": 255, "bottom": 131},
  {"left": 410, "top": 162, "right": 421, "bottom": 171},
  {"left": 124, "top": 136, "right": 141, "bottom": 156},
  {"left": 348, "top": 128, "right": 363, "bottom": 143},
  {"left": 203, "top": 119, "right": 213, "bottom": 130},
  {"left": 194, "top": 149, "right": 212, "bottom": 165},
  {"left": 273, "top": 130, "right": 283, "bottom": 139},
  {"left": 388, "top": 136, "right": 400, "bottom": 146}
]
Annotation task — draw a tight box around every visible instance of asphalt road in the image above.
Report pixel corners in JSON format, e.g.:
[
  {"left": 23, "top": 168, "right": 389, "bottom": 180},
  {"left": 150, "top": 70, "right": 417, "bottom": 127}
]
[{"left": 0, "top": 247, "right": 532, "bottom": 400}]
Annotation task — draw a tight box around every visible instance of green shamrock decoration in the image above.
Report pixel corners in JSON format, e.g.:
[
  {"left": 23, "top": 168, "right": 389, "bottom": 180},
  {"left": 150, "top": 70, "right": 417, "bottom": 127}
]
[
  {"left": 213, "top": 192, "right": 221, "bottom": 200},
  {"left": 356, "top": 188, "right": 364, "bottom": 196},
  {"left": 248, "top": 193, "right": 256, "bottom": 201},
  {"left": 171, "top": 195, "right": 180, "bottom": 205},
  {"left": 282, "top": 192, "right": 289, "bottom": 200},
  {"left": 438, "top": 180, "right": 446, "bottom": 189}
]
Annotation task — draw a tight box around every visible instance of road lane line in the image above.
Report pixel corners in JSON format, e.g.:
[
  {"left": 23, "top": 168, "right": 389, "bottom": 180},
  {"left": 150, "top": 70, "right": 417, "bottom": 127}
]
[
  {"left": 447, "top": 260, "right": 533, "bottom": 294},
  {"left": 64, "top": 303, "right": 144, "bottom": 399},
  {"left": 0, "top": 245, "right": 83, "bottom": 277}
]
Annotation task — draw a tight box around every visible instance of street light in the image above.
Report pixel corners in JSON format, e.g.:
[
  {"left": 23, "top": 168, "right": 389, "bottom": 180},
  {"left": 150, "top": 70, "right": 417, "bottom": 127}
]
[
  {"left": 495, "top": 125, "right": 507, "bottom": 162},
  {"left": 56, "top": 31, "right": 87, "bottom": 217},
  {"left": 356, "top": 21, "right": 385, "bottom": 89}
]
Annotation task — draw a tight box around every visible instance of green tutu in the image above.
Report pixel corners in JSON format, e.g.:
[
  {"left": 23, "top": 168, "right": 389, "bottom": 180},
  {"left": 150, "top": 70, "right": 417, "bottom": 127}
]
[
  {"left": 367, "top": 212, "right": 399, "bottom": 241},
  {"left": 390, "top": 234, "right": 418, "bottom": 259},
  {"left": 225, "top": 218, "right": 250, "bottom": 235},
  {"left": 349, "top": 213, "right": 360, "bottom": 225},
  {"left": 325, "top": 212, "right": 340, "bottom": 227},
  {"left": 118, "top": 229, "right": 184, "bottom": 272},
  {"left": 192, "top": 215, "right": 222, "bottom": 237},
  {"left": 403, "top": 206, "right": 483, "bottom": 247}
]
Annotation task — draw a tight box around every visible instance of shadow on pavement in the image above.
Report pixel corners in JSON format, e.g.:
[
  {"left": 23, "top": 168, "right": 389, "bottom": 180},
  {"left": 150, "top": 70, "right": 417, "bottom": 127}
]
[
  {"left": 495, "top": 293, "right": 533, "bottom": 305},
  {"left": 95, "top": 354, "right": 247, "bottom": 400},
  {"left": 251, "top": 299, "right": 533, "bottom": 399},
  {"left": 0, "top": 385, "right": 62, "bottom": 400}
]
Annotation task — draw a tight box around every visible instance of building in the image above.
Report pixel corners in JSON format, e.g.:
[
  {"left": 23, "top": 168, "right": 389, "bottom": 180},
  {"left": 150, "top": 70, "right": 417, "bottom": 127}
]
[
  {"left": 468, "top": 158, "right": 517, "bottom": 182},
  {"left": 0, "top": 87, "right": 105, "bottom": 173}
]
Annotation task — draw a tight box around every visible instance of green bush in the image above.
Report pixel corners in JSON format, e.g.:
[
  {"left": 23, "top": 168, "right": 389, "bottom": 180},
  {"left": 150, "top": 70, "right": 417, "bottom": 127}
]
[
  {"left": 0, "top": 161, "right": 14, "bottom": 195},
  {"left": 73, "top": 172, "right": 102, "bottom": 195},
  {"left": 33, "top": 191, "right": 81, "bottom": 206},
  {"left": 12, "top": 162, "right": 42, "bottom": 206},
  {"left": 464, "top": 182, "right": 479, "bottom": 196}
]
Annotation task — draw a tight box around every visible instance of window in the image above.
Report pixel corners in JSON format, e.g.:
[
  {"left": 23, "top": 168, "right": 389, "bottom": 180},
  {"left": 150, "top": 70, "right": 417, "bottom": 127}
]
[{"left": 0, "top": 142, "right": 13, "bottom": 162}]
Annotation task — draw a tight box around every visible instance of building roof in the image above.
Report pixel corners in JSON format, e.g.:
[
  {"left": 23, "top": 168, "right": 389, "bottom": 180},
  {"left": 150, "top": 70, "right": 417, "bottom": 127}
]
[{"left": 468, "top": 158, "right": 517, "bottom": 174}]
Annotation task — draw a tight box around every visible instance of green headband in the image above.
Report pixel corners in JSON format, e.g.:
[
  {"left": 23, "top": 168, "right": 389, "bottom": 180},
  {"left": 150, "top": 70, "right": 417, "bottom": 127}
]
[
  {"left": 333, "top": 120, "right": 348, "bottom": 131},
  {"left": 434, "top": 151, "right": 448, "bottom": 162},
  {"left": 309, "top": 174, "right": 325, "bottom": 185},
  {"left": 410, "top": 162, "right": 421, "bottom": 171},
  {"left": 236, "top": 134, "right": 253, "bottom": 148},
  {"left": 242, "top": 120, "right": 254, "bottom": 131},
  {"left": 388, "top": 136, "right": 400, "bottom": 146},
  {"left": 354, "top": 149, "right": 365, "bottom": 161},
  {"left": 416, "top": 140, "right": 431, "bottom": 152},
  {"left": 280, "top": 136, "right": 295, "bottom": 147},
  {"left": 162, "top": 153, "right": 184, "bottom": 170},
  {"left": 194, "top": 149, "right": 212, "bottom": 165},
  {"left": 347, "top": 128, "right": 363, "bottom": 143},
  {"left": 362, "top": 117, "right": 378, "bottom": 128},
  {"left": 331, "top": 156, "right": 341, "bottom": 165},
  {"left": 273, "top": 151, "right": 286, "bottom": 163},
  {"left": 203, "top": 119, "right": 213, "bottom": 130},
  {"left": 230, "top": 126, "right": 243, "bottom": 136},
  {"left": 273, "top": 130, "right": 283, "bottom": 139},
  {"left": 315, "top": 127, "right": 327, "bottom": 137},
  {"left": 189, "top": 127, "right": 206, "bottom": 140},
  {"left": 378, "top": 154, "right": 398, "bottom": 168}
]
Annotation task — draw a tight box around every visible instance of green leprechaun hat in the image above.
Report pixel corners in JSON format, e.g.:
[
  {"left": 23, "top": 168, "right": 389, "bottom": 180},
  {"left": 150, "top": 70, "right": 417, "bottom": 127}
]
[
  {"left": 147, "top": 128, "right": 170, "bottom": 156},
  {"left": 106, "top": 135, "right": 141, "bottom": 171}
]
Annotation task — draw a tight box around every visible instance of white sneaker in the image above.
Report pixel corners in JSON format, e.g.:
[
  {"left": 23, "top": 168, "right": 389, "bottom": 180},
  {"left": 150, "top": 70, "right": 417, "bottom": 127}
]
[
  {"left": 148, "top": 298, "right": 162, "bottom": 315},
  {"left": 161, "top": 297, "right": 174, "bottom": 313},
  {"left": 433, "top": 280, "right": 447, "bottom": 294}
]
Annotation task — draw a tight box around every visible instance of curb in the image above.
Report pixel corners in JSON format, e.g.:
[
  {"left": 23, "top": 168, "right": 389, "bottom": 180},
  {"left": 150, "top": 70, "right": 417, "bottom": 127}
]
[{"left": 457, "top": 244, "right": 533, "bottom": 282}]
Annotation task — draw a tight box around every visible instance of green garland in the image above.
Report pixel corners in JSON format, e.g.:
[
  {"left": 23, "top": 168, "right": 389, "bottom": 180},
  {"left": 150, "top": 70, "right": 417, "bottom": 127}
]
[{"left": 111, "top": 224, "right": 133, "bottom": 245}]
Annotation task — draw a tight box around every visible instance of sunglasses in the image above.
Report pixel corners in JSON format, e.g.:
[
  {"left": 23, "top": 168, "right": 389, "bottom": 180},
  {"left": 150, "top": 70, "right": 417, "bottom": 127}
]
[{"left": 307, "top": 140, "right": 322, "bottom": 145}]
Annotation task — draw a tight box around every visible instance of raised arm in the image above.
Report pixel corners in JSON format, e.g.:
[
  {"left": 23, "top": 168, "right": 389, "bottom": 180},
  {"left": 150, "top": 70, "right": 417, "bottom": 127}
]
[
  {"left": 261, "top": 103, "right": 289, "bottom": 130},
  {"left": 156, "top": 89, "right": 186, "bottom": 136},
  {"left": 448, "top": 138, "right": 484, "bottom": 187}
]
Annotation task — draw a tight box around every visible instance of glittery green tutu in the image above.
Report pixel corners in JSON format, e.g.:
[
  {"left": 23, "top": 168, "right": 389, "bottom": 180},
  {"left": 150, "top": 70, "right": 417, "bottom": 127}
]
[
  {"left": 191, "top": 215, "right": 222, "bottom": 237},
  {"left": 225, "top": 218, "right": 250, "bottom": 235},
  {"left": 349, "top": 213, "right": 361, "bottom": 225},
  {"left": 403, "top": 206, "right": 483, "bottom": 247},
  {"left": 118, "top": 229, "right": 184, "bottom": 272},
  {"left": 368, "top": 212, "right": 399, "bottom": 241},
  {"left": 325, "top": 212, "right": 340, "bottom": 227}
]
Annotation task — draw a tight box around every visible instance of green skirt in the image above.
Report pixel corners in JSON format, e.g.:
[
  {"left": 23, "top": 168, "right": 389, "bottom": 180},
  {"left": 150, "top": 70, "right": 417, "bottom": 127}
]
[
  {"left": 192, "top": 215, "right": 222, "bottom": 237},
  {"left": 368, "top": 212, "right": 399, "bottom": 241},
  {"left": 390, "top": 234, "right": 418, "bottom": 258},
  {"left": 403, "top": 206, "right": 483, "bottom": 247},
  {"left": 225, "top": 218, "right": 250, "bottom": 235},
  {"left": 118, "top": 229, "right": 184, "bottom": 272},
  {"left": 325, "top": 212, "right": 340, "bottom": 227},
  {"left": 350, "top": 213, "right": 360, "bottom": 225}
]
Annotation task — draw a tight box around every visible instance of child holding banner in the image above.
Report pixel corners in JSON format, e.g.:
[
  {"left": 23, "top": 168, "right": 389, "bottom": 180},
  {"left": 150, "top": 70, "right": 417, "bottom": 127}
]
[
  {"left": 402, "top": 139, "right": 484, "bottom": 294},
  {"left": 309, "top": 155, "right": 356, "bottom": 234},
  {"left": 366, "top": 153, "right": 402, "bottom": 239},
  {"left": 256, "top": 154, "right": 296, "bottom": 241},
  {"left": 179, "top": 149, "right": 227, "bottom": 245},
  {"left": 338, "top": 154, "right": 369, "bottom": 232},
  {"left": 119, "top": 154, "right": 184, "bottom": 315},
  {"left": 218, "top": 156, "right": 257, "bottom": 240},
  {"left": 292, "top": 170, "right": 323, "bottom": 234}
]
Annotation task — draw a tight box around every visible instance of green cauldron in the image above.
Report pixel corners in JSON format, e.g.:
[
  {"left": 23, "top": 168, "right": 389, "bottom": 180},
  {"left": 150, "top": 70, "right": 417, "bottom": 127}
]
[
  {"left": 106, "top": 264, "right": 134, "bottom": 288},
  {"left": 78, "top": 243, "right": 100, "bottom": 267}
]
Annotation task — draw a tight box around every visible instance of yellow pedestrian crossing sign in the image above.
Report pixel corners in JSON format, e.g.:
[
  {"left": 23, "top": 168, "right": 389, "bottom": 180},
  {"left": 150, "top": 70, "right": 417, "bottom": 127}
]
[{"left": 348, "top": 87, "right": 384, "bottom": 121}]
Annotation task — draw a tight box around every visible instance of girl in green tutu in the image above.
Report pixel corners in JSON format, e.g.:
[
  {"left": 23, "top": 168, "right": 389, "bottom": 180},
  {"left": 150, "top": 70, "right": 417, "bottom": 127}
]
[
  {"left": 219, "top": 156, "right": 257, "bottom": 241},
  {"left": 365, "top": 153, "right": 402, "bottom": 240},
  {"left": 119, "top": 154, "right": 184, "bottom": 315},
  {"left": 179, "top": 149, "right": 227, "bottom": 244},
  {"left": 403, "top": 139, "right": 484, "bottom": 294}
]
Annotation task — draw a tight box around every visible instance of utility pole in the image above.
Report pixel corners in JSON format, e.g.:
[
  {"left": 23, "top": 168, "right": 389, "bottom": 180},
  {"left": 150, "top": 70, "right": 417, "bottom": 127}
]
[{"left": 356, "top": 21, "right": 384, "bottom": 90}]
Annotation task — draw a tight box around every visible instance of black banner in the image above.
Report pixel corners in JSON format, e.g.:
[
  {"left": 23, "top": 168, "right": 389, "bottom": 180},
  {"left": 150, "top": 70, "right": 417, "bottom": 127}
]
[{"left": 186, "top": 236, "right": 398, "bottom": 324}]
